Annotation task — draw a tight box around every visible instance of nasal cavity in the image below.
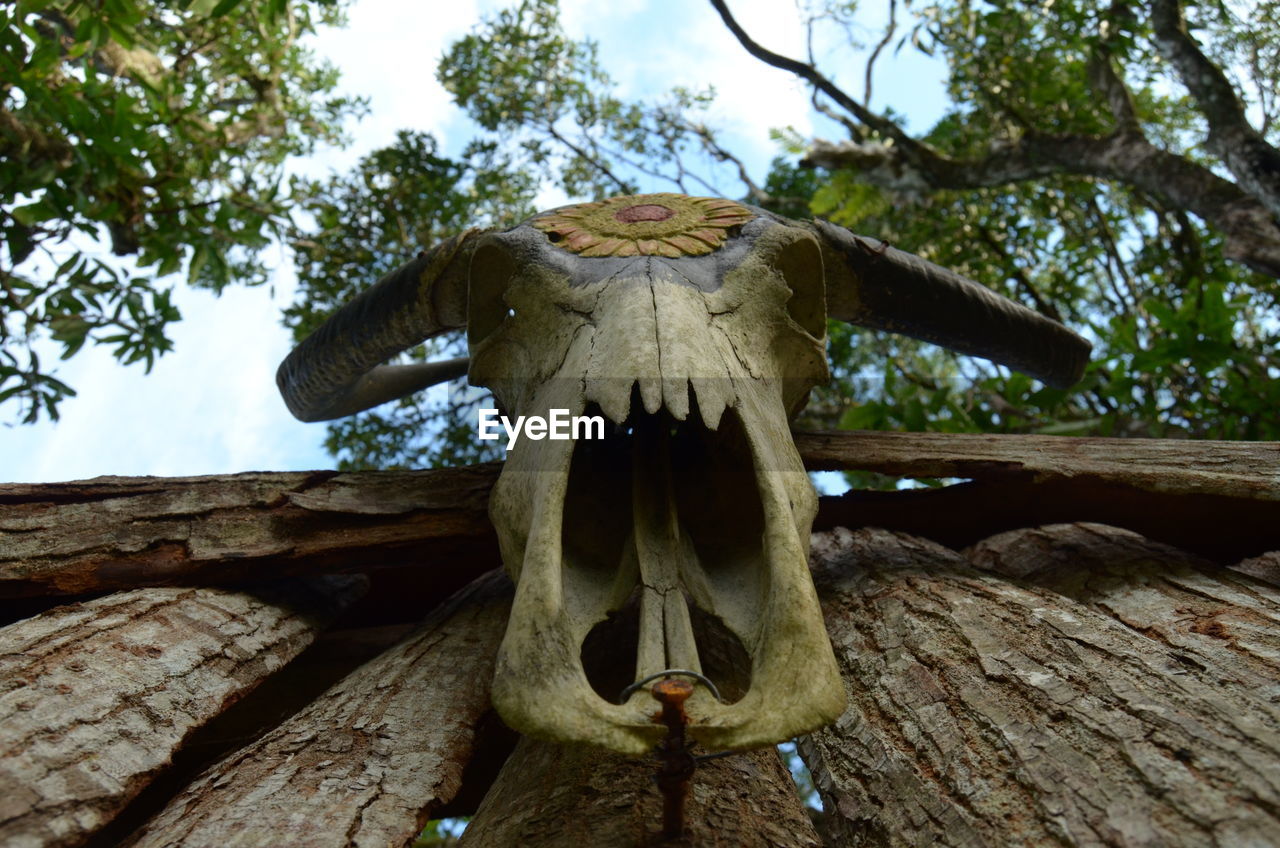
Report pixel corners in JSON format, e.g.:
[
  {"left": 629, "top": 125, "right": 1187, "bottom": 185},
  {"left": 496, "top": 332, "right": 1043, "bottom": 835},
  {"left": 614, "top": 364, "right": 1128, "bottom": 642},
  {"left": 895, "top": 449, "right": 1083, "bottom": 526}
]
[{"left": 615, "top": 203, "right": 675, "bottom": 223}]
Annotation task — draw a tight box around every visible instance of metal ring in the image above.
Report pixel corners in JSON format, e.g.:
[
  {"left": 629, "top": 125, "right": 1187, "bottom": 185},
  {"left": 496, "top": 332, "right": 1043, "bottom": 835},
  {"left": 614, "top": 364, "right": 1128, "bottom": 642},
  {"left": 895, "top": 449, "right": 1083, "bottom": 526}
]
[{"left": 619, "top": 669, "right": 723, "bottom": 704}]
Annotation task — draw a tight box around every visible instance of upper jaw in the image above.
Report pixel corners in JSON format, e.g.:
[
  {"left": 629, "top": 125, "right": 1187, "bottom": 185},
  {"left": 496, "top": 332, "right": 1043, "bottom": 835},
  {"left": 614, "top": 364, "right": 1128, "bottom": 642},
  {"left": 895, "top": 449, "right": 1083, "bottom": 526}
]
[
  {"left": 476, "top": 251, "right": 843, "bottom": 753},
  {"left": 489, "top": 372, "right": 845, "bottom": 754}
]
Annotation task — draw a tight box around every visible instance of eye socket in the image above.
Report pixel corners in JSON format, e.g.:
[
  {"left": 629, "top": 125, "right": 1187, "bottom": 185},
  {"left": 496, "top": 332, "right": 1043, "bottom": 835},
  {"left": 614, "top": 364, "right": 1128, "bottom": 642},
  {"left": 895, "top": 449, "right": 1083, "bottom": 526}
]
[
  {"left": 774, "top": 233, "right": 827, "bottom": 338},
  {"left": 468, "top": 240, "right": 517, "bottom": 348}
]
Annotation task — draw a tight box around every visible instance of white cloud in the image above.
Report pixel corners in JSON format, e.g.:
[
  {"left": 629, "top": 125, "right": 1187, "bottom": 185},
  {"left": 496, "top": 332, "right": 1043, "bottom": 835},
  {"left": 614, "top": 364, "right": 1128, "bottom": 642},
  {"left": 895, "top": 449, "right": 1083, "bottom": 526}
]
[
  {"left": 2, "top": 271, "right": 327, "bottom": 483},
  {"left": 295, "top": 0, "right": 483, "bottom": 177},
  {"left": 558, "top": 0, "right": 814, "bottom": 184}
]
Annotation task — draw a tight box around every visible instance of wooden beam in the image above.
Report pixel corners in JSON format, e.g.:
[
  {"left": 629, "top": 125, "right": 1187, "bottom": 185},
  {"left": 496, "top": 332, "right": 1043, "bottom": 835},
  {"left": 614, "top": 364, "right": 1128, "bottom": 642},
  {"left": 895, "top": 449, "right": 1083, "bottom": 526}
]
[
  {"left": 795, "top": 429, "right": 1280, "bottom": 500},
  {"left": 803, "top": 431, "right": 1280, "bottom": 561},
  {"left": 1, "top": 433, "right": 1274, "bottom": 600},
  {"left": 0, "top": 466, "right": 501, "bottom": 599}
]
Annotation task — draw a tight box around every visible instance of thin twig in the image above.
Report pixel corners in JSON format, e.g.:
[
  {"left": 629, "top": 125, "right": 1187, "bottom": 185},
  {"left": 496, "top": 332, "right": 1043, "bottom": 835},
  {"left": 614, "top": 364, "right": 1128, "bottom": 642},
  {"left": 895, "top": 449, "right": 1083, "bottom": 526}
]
[{"left": 864, "top": 0, "right": 898, "bottom": 107}]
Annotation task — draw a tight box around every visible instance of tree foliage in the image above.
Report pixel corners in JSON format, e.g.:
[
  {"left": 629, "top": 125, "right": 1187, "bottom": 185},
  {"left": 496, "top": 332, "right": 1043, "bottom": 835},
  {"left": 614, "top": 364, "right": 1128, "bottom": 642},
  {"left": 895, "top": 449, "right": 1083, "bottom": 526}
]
[
  {"left": 11, "top": 0, "right": 1279, "bottom": 459},
  {"left": 285, "top": 131, "right": 537, "bottom": 469},
  {"left": 0, "top": 0, "right": 360, "bottom": 422},
  {"left": 746, "top": 0, "right": 1280, "bottom": 442},
  {"left": 287, "top": 0, "right": 1280, "bottom": 472}
]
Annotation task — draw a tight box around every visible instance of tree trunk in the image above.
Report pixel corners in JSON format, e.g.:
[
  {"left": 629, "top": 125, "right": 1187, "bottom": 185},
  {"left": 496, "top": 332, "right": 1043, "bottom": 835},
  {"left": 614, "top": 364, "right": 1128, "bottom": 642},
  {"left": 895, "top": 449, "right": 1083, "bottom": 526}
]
[
  {"left": 802, "top": 525, "right": 1280, "bottom": 846},
  {"left": 123, "top": 570, "right": 512, "bottom": 848},
  {"left": 0, "top": 576, "right": 365, "bottom": 848},
  {"left": 459, "top": 737, "right": 820, "bottom": 847}
]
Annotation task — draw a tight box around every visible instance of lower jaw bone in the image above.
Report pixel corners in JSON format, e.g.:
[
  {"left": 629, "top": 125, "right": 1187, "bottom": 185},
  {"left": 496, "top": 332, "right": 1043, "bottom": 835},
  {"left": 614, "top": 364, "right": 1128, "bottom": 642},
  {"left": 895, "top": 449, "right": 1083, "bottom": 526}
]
[{"left": 489, "top": 383, "right": 846, "bottom": 755}]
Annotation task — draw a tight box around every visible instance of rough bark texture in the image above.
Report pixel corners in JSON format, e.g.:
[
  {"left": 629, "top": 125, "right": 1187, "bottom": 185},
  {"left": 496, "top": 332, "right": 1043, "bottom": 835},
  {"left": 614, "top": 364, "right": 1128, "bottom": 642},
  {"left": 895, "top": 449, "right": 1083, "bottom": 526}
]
[
  {"left": 4, "top": 433, "right": 1274, "bottom": 599},
  {"left": 801, "top": 525, "right": 1280, "bottom": 847},
  {"left": 124, "top": 570, "right": 512, "bottom": 848},
  {"left": 459, "top": 736, "right": 820, "bottom": 848},
  {"left": 0, "top": 576, "right": 365, "bottom": 848},
  {"left": 0, "top": 466, "right": 500, "bottom": 598}
]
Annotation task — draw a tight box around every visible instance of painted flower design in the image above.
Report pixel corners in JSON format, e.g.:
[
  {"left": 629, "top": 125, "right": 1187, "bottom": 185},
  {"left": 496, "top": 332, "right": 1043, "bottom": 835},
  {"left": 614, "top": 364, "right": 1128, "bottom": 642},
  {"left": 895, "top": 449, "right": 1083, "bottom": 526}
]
[{"left": 532, "top": 193, "right": 754, "bottom": 258}]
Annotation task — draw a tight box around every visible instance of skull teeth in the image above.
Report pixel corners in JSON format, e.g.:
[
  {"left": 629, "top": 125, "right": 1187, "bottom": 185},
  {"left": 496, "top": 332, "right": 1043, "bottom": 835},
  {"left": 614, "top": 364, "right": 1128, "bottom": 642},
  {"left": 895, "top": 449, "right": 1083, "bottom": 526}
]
[{"left": 586, "top": 378, "right": 732, "bottom": 431}]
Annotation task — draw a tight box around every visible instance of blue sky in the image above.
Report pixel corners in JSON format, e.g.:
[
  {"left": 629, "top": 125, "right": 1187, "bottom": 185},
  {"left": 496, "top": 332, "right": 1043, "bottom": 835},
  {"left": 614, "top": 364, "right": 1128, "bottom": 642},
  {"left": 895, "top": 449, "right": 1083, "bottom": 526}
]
[{"left": 3, "top": 0, "right": 949, "bottom": 483}]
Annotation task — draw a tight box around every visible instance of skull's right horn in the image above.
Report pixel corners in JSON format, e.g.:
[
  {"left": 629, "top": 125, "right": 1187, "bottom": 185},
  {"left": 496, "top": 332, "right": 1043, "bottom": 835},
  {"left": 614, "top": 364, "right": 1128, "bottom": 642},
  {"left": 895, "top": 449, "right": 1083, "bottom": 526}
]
[{"left": 809, "top": 219, "right": 1092, "bottom": 388}]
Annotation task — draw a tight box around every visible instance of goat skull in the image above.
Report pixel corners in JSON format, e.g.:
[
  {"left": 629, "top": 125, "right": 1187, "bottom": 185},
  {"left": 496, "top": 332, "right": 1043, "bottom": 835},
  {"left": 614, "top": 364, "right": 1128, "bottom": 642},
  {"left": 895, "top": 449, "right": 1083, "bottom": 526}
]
[{"left": 278, "top": 193, "right": 1090, "bottom": 755}]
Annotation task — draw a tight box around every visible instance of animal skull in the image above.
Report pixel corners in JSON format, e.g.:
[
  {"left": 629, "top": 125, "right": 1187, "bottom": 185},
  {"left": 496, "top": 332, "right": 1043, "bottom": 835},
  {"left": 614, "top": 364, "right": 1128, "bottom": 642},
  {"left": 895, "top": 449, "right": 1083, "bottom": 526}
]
[{"left": 278, "top": 193, "right": 1090, "bottom": 755}]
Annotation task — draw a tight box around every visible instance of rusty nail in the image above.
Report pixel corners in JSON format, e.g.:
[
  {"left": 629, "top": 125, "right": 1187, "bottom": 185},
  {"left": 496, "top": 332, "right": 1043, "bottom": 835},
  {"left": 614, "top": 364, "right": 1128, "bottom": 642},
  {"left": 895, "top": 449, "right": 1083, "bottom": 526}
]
[
  {"left": 653, "top": 678, "right": 696, "bottom": 841},
  {"left": 619, "top": 669, "right": 723, "bottom": 704}
]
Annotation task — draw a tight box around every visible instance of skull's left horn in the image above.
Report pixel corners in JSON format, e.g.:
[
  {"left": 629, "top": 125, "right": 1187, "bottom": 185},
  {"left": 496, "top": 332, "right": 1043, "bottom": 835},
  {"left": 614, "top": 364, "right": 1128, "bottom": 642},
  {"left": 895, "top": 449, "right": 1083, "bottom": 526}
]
[
  {"left": 811, "top": 219, "right": 1092, "bottom": 388},
  {"left": 277, "top": 229, "right": 487, "bottom": 422}
]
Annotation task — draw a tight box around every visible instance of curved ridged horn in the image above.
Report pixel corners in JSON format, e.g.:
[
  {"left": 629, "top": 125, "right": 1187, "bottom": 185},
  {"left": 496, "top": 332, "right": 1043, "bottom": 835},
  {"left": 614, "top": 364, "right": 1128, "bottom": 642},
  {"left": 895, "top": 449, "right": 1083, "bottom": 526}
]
[
  {"left": 811, "top": 220, "right": 1091, "bottom": 388},
  {"left": 277, "top": 229, "right": 487, "bottom": 422}
]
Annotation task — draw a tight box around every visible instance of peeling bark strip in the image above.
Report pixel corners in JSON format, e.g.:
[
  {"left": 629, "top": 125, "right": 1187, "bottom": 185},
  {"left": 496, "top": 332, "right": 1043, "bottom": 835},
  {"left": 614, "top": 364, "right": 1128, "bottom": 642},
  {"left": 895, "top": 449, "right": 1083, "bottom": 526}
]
[
  {"left": 803, "top": 526, "right": 1280, "bottom": 847},
  {"left": 125, "top": 570, "right": 512, "bottom": 848},
  {"left": 1, "top": 433, "right": 1275, "bottom": 598},
  {"left": 459, "top": 736, "right": 820, "bottom": 848},
  {"left": 795, "top": 429, "right": 1280, "bottom": 499},
  {"left": 0, "top": 576, "right": 365, "bottom": 848},
  {"left": 0, "top": 466, "right": 500, "bottom": 598}
]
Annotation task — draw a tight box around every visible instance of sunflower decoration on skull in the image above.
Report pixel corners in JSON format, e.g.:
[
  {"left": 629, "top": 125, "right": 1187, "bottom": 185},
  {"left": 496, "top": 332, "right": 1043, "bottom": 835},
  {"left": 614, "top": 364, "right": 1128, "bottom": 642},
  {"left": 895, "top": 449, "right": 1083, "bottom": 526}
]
[{"left": 532, "top": 193, "right": 754, "bottom": 258}]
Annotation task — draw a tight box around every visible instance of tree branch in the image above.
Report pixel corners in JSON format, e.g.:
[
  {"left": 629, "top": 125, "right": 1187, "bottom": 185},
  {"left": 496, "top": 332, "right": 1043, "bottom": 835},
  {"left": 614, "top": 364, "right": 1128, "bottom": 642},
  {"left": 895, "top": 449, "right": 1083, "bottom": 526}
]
[
  {"left": 1088, "top": 1, "right": 1141, "bottom": 132},
  {"left": 686, "top": 121, "right": 772, "bottom": 204},
  {"left": 710, "top": 0, "right": 1280, "bottom": 277},
  {"left": 803, "top": 130, "right": 1280, "bottom": 277},
  {"left": 1150, "top": 0, "right": 1280, "bottom": 219},
  {"left": 1088, "top": 47, "right": 1140, "bottom": 132},
  {"left": 542, "top": 122, "right": 633, "bottom": 194},
  {"left": 707, "top": 0, "right": 921, "bottom": 152},
  {"left": 863, "top": 0, "right": 898, "bottom": 107}
]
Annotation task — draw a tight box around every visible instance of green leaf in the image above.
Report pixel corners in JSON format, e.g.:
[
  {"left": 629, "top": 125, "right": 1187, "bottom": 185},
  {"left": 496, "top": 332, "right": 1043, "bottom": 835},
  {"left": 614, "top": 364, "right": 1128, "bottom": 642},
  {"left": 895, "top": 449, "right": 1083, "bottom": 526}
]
[
  {"left": 209, "top": 0, "right": 246, "bottom": 17},
  {"left": 839, "top": 403, "right": 884, "bottom": 431},
  {"left": 11, "top": 201, "right": 58, "bottom": 226}
]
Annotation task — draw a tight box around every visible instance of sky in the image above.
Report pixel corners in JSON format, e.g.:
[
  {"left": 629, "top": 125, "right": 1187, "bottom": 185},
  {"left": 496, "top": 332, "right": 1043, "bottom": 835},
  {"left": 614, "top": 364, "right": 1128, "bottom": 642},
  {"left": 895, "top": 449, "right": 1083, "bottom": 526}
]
[{"left": 3, "top": 0, "right": 949, "bottom": 484}]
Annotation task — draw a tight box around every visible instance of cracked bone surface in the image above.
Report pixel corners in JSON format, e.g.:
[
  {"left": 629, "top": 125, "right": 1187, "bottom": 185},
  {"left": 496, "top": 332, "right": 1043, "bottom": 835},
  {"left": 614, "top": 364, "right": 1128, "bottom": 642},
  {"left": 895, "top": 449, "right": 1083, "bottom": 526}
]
[{"left": 278, "top": 193, "right": 1092, "bottom": 755}]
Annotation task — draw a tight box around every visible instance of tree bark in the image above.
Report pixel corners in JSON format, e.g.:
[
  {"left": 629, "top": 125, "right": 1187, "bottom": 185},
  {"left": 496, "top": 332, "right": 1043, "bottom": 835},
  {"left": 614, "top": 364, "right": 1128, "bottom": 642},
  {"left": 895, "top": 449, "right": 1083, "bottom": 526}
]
[
  {"left": 802, "top": 525, "right": 1280, "bottom": 847},
  {"left": 3, "top": 433, "right": 1274, "bottom": 599},
  {"left": 0, "top": 576, "right": 365, "bottom": 848},
  {"left": 124, "top": 570, "right": 512, "bottom": 848},
  {"left": 459, "top": 737, "right": 820, "bottom": 847}
]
